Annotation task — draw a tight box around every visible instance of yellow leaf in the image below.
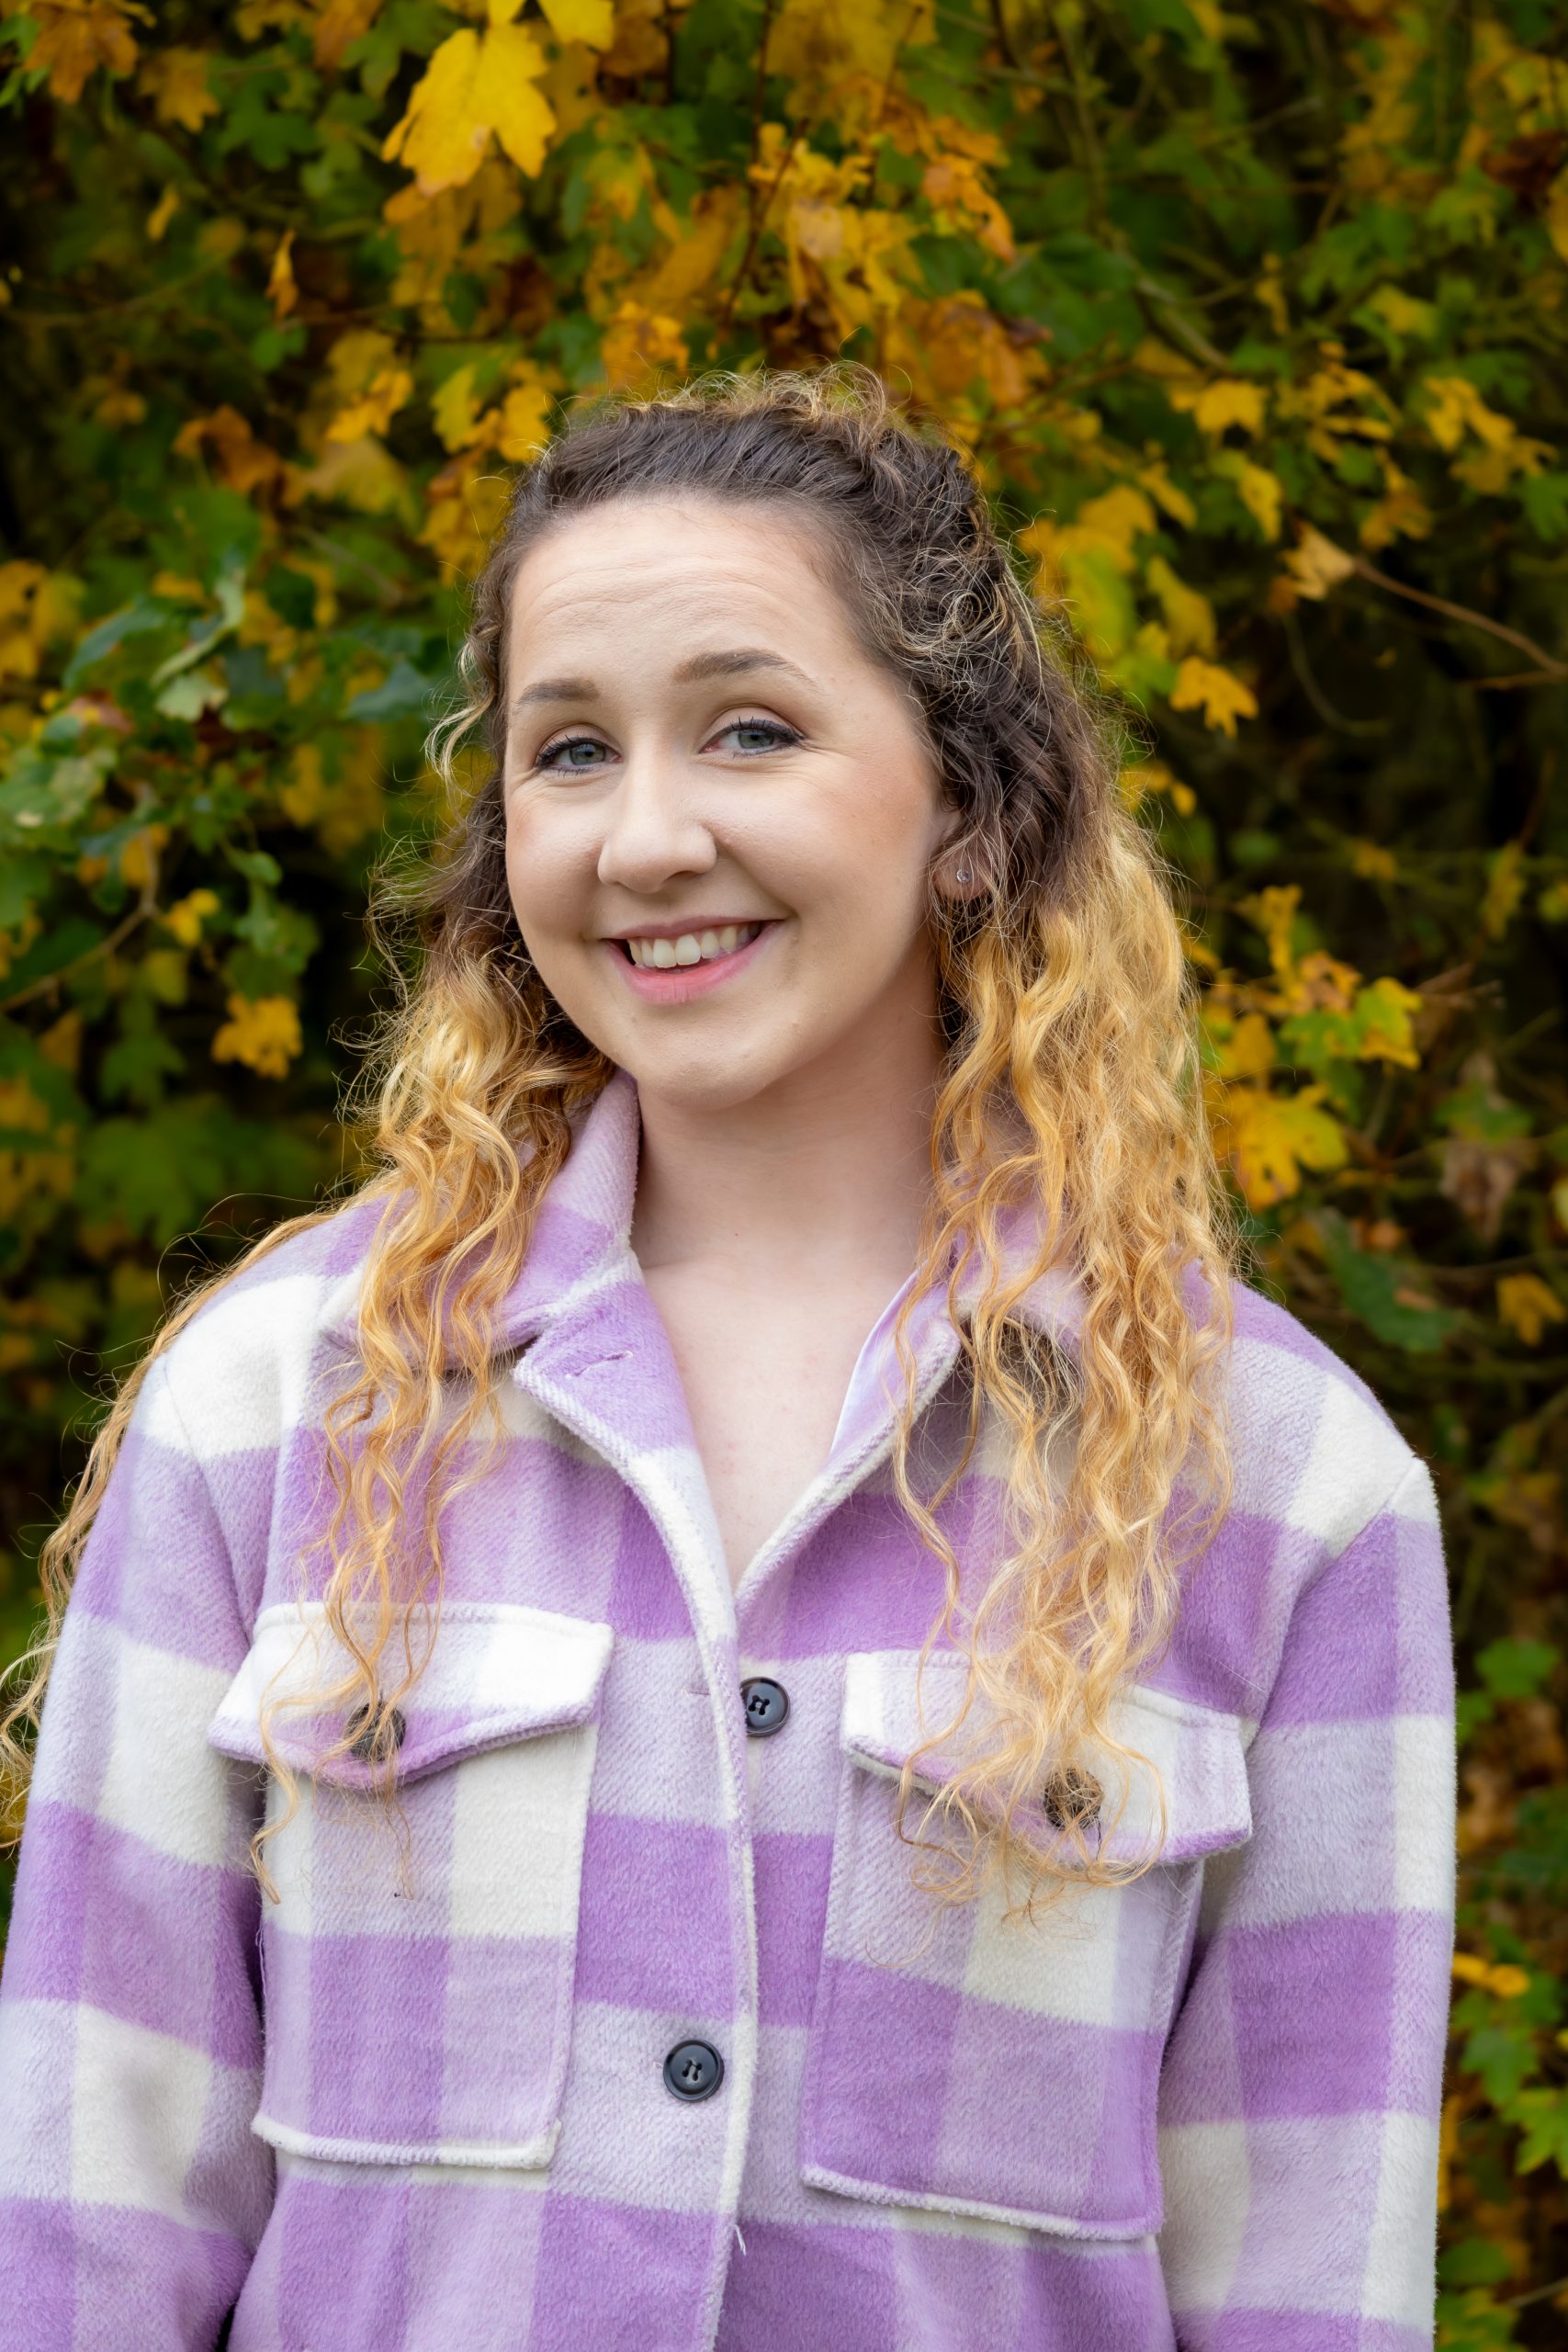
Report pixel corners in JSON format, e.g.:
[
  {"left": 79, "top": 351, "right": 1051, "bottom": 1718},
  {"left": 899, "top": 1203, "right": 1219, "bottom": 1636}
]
[
  {"left": 1359, "top": 458, "right": 1433, "bottom": 552},
  {"left": 538, "top": 0, "right": 615, "bottom": 46},
  {"left": 1497, "top": 1273, "right": 1566, "bottom": 1349},
  {"left": 1036, "top": 484, "right": 1157, "bottom": 574},
  {"left": 138, "top": 44, "right": 218, "bottom": 131},
  {"left": 1137, "top": 464, "right": 1197, "bottom": 529},
  {"left": 432, "top": 364, "right": 485, "bottom": 453},
  {"left": 173, "top": 406, "right": 284, "bottom": 497},
  {"left": 486, "top": 22, "right": 557, "bottom": 174},
  {"left": 1254, "top": 256, "right": 1288, "bottom": 336},
  {"left": 324, "top": 365, "right": 414, "bottom": 443},
  {"left": 164, "top": 888, "right": 220, "bottom": 947},
  {"left": 325, "top": 327, "right": 400, "bottom": 400},
  {"left": 20, "top": 0, "right": 145, "bottom": 104},
  {"left": 278, "top": 743, "right": 326, "bottom": 829},
  {"left": 600, "top": 299, "right": 688, "bottom": 390},
  {"left": 312, "top": 0, "right": 383, "bottom": 70},
  {"left": 118, "top": 823, "right": 168, "bottom": 891},
  {"left": 1208, "top": 1010, "right": 1276, "bottom": 1081},
  {"left": 1351, "top": 839, "right": 1398, "bottom": 882},
  {"left": 383, "top": 21, "right": 554, "bottom": 196},
  {"left": 1481, "top": 840, "right": 1526, "bottom": 941},
  {"left": 1419, "top": 374, "right": 1515, "bottom": 455},
  {"left": 382, "top": 29, "right": 487, "bottom": 192},
  {"left": 1241, "top": 883, "right": 1302, "bottom": 983},
  {"left": 1145, "top": 555, "right": 1215, "bottom": 656},
  {"left": 283, "top": 434, "right": 412, "bottom": 518},
  {"left": 1485, "top": 1964, "right": 1530, "bottom": 1999},
  {"left": 267, "top": 229, "right": 298, "bottom": 322},
  {"left": 1132, "top": 335, "right": 1200, "bottom": 381},
  {"left": 1216, "top": 1081, "right": 1348, "bottom": 1208},
  {"left": 147, "top": 183, "right": 180, "bottom": 241},
  {"left": 1211, "top": 449, "right": 1283, "bottom": 541},
  {"left": 1283, "top": 526, "right": 1357, "bottom": 601},
  {"left": 1548, "top": 168, "right": 1568, "bottom": 267},
  {"left": 493, "top": 371, "right": 554, "bottom": 459},
  {"left": 1120, "top": 758, "right": 1195, "bottom": 817},
  {"left": 1169, "top": 379, "right": 1268, "bottom": 438},
  {"left": 1363, "top": 285, "right": 1437, "bottom": 342},
  {"left": 1169, "top": 656, "right": 1258, "bottom": 738},
  {"left": 211, "top": 993, "right": 303, "bottom": 1080},
  {"left": 1354, "top": 976, "right": 1424, "bottom": 1069}
]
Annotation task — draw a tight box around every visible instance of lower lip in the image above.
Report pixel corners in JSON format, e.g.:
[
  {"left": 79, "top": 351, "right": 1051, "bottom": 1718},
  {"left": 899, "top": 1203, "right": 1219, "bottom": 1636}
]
[{"left": 607, "top": 923, "right": 778, "bottom": 1003}]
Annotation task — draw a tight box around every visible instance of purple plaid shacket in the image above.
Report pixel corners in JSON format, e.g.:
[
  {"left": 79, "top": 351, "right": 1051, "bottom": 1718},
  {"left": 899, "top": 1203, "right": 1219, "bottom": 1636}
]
[{"left": 0, "top": 1068, "right": 1457, "bottom": 2350}]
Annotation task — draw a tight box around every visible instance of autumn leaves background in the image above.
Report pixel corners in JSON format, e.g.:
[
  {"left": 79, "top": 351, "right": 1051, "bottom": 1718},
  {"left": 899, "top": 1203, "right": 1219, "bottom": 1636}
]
[{"left": 1, "top": 0, "right": 1567, "bottom": 2333}]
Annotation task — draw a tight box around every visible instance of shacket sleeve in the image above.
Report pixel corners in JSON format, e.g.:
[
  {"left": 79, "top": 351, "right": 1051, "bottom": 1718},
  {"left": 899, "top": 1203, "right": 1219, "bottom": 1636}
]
[
  {"left": 0, "top": 1337, "right": 274, "bottom": 2348},
  {"left": 1156, "top": 1451, "right": 1457, "bottom": 2349}
]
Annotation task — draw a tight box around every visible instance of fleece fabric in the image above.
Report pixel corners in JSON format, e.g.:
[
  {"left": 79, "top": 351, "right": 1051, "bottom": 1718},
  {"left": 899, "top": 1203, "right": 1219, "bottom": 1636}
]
[{"left": 0, "top": 1066, "right": 1456, "bottom": 2351}]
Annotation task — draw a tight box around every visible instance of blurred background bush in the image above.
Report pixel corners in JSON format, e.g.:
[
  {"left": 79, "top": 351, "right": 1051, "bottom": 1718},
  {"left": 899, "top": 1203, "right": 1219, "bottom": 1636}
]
[{"left": 0, "top": 0, "right": 1565, "bottom": 2334}]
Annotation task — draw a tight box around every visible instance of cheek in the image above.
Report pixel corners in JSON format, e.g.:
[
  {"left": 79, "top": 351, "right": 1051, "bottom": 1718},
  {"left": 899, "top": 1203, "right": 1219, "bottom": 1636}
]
[{"left": 502, "top": 796, "right": 585, "bottom": 929}]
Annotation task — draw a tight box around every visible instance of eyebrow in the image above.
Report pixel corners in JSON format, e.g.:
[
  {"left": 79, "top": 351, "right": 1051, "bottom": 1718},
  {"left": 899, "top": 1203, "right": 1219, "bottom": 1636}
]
[{"left": 510, "top": 647, "right": 811, "bottom": 717}]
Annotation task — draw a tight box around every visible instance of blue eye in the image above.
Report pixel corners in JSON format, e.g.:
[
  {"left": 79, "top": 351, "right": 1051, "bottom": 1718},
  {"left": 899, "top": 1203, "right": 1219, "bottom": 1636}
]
[
  {"left": 537, "top": 734, "right": 611, "bottom": 772},
  {"left": 716, "top": 719, "right": 799, "bottom": 754}
]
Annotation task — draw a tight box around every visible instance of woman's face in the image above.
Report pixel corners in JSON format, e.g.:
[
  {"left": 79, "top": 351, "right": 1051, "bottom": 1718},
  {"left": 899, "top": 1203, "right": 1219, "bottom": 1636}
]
[{"left": 501, "top": 494, "right": 959, "bottom": 1114}]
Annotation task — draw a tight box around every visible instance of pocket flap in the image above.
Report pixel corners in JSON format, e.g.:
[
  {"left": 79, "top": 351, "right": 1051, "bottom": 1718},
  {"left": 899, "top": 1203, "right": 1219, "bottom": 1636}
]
[
  {"left": 840, "top": 1650, "right": 1252, "bottom": 1866},
  {"left": 209, "top": 1600, "right": 614, "bottom": 1789}
]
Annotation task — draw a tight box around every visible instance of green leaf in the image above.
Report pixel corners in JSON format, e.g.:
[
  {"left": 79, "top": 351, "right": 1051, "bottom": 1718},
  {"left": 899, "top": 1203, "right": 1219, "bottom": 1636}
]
[
  {"left": 344, "top": 658, "right": 438, "bottom": 720},
  {"left": 1315, "top": 1212, "right": 1461, "bottom": 1353},
  {"left": 1476, "top": 1638, "right": 1559, "bottom": 1702}
]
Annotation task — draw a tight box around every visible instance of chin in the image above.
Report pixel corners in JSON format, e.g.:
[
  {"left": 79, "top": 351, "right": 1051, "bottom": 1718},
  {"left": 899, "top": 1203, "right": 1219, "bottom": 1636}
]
[{"left": 608, "top": 1035, "right": 806, "bottom": 1114}]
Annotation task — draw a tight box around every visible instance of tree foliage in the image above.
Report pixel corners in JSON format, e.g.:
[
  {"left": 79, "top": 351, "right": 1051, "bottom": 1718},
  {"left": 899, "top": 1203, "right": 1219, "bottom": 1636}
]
[{"left": 1, "top": 0, "right": 1565, "bottom": 2329}]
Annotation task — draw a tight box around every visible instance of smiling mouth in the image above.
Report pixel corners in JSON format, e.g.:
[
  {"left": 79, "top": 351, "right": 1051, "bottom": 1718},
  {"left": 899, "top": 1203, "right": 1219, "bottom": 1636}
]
[{"left": 618, "top": 922, "right": 766, "bottom": 970}]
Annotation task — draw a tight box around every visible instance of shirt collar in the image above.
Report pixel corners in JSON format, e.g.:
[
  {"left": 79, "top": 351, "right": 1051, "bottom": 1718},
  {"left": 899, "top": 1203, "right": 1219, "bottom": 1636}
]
[{"left": 321, "top": 1064, "right": 1089, "bottom": 1365}]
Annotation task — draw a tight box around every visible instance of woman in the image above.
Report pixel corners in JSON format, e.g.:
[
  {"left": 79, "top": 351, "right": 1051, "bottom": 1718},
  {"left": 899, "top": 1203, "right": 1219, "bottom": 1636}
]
[{"left": 0, "top": 369, "right": 1455, "bottom": 2350}]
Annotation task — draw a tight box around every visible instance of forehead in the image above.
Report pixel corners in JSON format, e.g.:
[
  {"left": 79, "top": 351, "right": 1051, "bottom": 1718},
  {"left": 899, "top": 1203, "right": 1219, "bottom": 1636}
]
[{"left": 503, "top": 494, "right": 852, "bottom": 668}]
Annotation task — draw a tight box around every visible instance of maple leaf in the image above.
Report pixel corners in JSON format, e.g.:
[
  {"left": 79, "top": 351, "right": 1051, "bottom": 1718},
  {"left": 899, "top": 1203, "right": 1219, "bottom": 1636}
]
[
  {"left": 1213, "top": 1081, "right": 1348, "bottom": 1209},
  {"left": 325, "top": 366, "right": 414, "bottom": 443},
  {"left": 382, "top": 23, "right": 555, "bottom": 198},
  {"left": 311, "top": 0, "right": 382, "bottom": 71},
  {"left": 1168, "top": 379, "right": 1269, "bottom": 438},
  {"left": 1496, "top": 1273, "right": 1567, "bottom": 1349},
  {"left": 1145, "top": 556, "right": 1216, "bottom": 656},
  {"left": 17, "top": 0, "right": 147, "bottom": 103},
  {"left": 211, "top": 995, "right": 303, "bottom": 1081},
  {"left": 138, "top": 44, "right": 218, "bottom": 131},
  {"left": 1283, "top": 526, "right": 1357, "bottom": 600},
  {"left": 172, "top": 407, "right": 284, "bottom": 498},
  {"left": 537, "top": 0, "right": 614, "bottom": 47},
  {"left": 1168, "top": 656, "right": 1258, "bottom": 737}
]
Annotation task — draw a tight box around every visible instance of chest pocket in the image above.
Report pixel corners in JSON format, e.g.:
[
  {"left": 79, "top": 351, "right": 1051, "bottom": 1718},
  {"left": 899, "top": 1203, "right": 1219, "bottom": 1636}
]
[
  {"left": 798, "top": 1650, "right": 1252, "bottom": 2239},
  {"left": 209, "top": 1600, "right": 612, "bottom": 2171}
]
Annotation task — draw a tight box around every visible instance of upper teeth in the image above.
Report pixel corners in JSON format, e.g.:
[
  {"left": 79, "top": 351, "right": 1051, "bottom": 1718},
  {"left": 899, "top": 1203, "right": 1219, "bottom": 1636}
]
[{"left": 626, "top": 922, "right": 761, "bottom": 969}]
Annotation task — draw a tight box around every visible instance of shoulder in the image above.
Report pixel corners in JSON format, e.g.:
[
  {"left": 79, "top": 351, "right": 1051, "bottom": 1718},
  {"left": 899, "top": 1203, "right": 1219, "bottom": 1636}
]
[
  {"left": 145, "top": 1192, "right": 387, "bottom": 1464},
  {"left": 1218, "top": 1272, "right": 1429, "bottom": 1557},
  {"left": 1157, "top": 1272, "right": 1446, "bottom": 1723}
]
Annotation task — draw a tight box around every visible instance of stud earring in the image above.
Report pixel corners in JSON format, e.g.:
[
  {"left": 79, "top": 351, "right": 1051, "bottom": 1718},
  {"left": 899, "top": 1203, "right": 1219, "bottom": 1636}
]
[{"left": 954, "top": 866, "right": 972, "bottom": 885}]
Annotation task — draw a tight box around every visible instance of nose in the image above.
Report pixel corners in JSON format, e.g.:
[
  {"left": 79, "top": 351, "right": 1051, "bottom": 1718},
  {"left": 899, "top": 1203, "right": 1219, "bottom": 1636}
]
[{"left": 595, "top": 747, "right": 716, "bottom": 894}]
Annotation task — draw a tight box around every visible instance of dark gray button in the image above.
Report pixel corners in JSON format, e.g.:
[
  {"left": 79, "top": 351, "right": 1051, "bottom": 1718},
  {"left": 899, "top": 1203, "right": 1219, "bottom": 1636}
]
[
  {"left": 741, "top": 1677, "right": 790, "bottom": 1737},
  {"left": 346, "top": 1702, "right": 406, "bottom": 1762},
  {"left": 663, "top": 2040, "right": 724, "bottom": 2101}
]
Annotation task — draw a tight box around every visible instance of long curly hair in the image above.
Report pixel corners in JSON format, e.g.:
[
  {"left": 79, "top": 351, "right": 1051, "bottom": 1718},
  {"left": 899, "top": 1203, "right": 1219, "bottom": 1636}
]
[{"left": 3, "top": 366, "right": 1247, "bottom": 1910}]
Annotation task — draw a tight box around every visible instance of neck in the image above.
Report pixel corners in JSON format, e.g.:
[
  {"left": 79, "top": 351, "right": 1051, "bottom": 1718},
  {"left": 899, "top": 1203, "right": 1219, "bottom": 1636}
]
[{"left": 629, "top": 1020, "right": 944, "bottom": 1295}]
